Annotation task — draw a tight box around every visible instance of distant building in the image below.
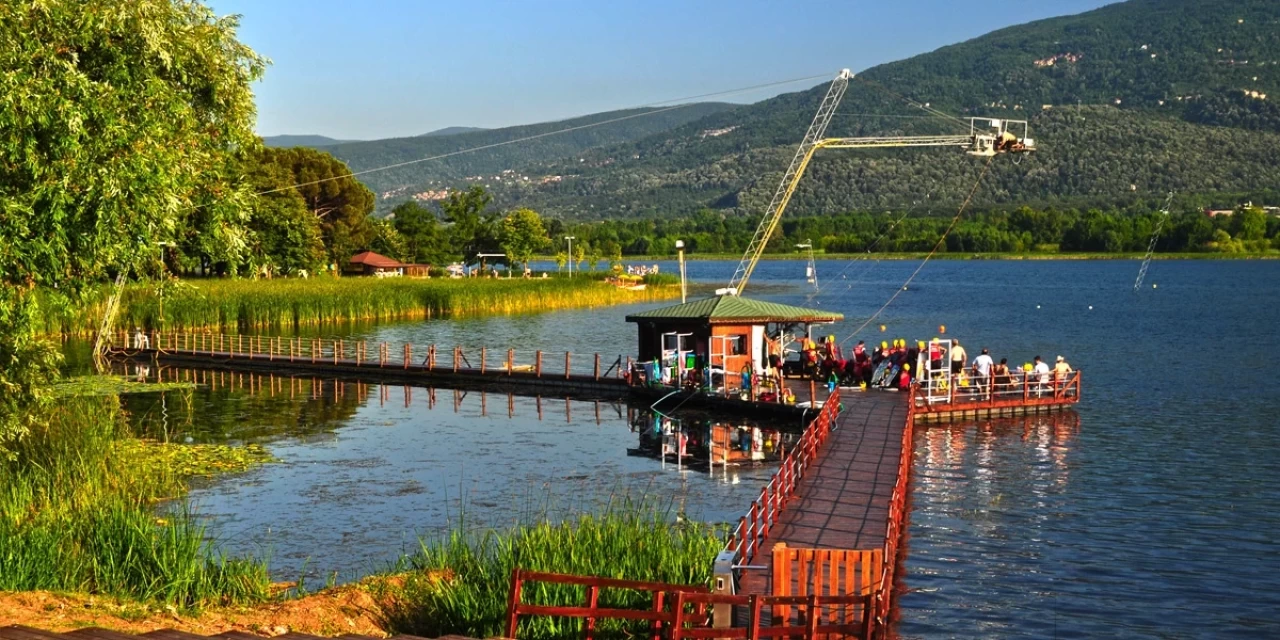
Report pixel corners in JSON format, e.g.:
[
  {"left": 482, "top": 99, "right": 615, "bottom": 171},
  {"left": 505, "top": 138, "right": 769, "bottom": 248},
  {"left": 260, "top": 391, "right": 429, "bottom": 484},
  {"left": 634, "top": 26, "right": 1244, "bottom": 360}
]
[{"left": 347, "top": 251, "right": 429, "bottom": 277}]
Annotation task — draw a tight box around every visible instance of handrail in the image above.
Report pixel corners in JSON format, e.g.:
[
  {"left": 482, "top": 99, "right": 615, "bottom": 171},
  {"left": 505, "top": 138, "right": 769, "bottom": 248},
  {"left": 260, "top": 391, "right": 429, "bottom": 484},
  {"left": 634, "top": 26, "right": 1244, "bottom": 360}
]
[
  {"left": 910, "top": 370, "right": 1082, "bottom": 414},
  {"left": 723, "top": 390, "right": 841, "bottom": 566},
  {"left": 109, "top": 331, "right": 635, "bottom": 384},
  {"left": 504, "top": 568, "right": 707, "bottom": 640}
]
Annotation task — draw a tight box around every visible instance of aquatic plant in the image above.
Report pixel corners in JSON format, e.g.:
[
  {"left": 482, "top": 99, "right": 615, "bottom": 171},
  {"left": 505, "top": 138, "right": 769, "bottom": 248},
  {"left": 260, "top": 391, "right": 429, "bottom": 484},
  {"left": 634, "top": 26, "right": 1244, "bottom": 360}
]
[
  {"left": 377, "top": 494, "right": 725, "bottom": 639},
  {"left": 0, "top": 396, "right": 271, "bottom": 607},
  {"left": 39, "top": 276, "right": 676, "bottom": 335}
]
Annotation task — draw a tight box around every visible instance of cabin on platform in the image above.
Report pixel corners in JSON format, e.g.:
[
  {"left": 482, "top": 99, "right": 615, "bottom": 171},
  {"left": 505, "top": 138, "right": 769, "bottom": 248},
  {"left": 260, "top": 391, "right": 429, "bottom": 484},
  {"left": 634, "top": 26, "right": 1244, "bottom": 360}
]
[
  {"left": 346, "top": 251, "right": 430, "bottom": 277},
  {"left": 625, "top": 296, "right": 842, "bottom": 386}
]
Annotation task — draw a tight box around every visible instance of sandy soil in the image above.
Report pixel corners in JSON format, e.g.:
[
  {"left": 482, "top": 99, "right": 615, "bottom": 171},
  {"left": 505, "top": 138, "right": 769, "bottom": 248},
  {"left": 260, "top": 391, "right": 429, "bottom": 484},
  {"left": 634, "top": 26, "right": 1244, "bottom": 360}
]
[{"left": 0, "top": 582, "right": 399, "bottom": 637}]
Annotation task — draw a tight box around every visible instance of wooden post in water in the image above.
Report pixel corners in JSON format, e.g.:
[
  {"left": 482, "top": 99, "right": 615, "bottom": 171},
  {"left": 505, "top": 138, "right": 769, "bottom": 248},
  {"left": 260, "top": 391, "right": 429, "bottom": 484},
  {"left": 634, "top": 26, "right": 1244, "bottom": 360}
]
[
  {"left": 565, "top": 352, "right": 571, "bottom": 380},
  {"left": 453, "top": 347, "right": 459, "bottom": 373},
  {"left": 480, "top": 347, "right": 487, "bottom": 375},
  {"left": 594, "top": 354, "right": 600, "bottom": 381},
  {"left": 404, "top": 343, "right": 411, "bottom": 369},
  {"left": 335, "top": 340, "right": 341, "bottom": 365},
  {"left": 507, "top": 349, "right": 514, "bottom": 376},
  {"left": 536, "top": 351, "right": 543, "bottom": 377}
]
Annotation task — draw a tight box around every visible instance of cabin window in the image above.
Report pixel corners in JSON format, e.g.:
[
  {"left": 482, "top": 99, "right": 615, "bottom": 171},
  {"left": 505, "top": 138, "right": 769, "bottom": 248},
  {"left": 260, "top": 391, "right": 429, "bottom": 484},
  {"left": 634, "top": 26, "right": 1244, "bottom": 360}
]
[{"left": 728, "top": 335, "right": 748, "bottom": 356}]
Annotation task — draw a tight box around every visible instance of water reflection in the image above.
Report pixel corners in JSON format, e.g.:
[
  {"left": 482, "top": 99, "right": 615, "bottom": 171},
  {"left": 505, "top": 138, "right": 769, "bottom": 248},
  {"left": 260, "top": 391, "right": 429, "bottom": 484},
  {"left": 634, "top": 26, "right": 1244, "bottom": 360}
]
[{"left": 628, "top": 410, "right": 800, "bottom": 476}]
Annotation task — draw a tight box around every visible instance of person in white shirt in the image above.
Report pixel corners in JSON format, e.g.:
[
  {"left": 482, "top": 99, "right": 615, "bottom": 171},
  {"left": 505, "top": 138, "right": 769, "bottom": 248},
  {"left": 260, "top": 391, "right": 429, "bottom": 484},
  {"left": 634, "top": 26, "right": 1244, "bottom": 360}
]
[
  {"left": 972, "top": 348, "right": 994, "bottom": 398},
  {"left": 1032, "top": 355, "right": 1051, "bottom": 397}
]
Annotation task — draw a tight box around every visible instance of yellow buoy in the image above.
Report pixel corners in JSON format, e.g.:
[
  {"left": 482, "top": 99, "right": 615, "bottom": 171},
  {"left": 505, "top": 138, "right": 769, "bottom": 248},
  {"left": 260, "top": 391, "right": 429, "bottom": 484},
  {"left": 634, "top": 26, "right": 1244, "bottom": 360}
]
[
  {"left": 879, "top": 324, "right": 886, "bottom": 332},
  {"left": 1153, "top": 283, "right": 1158, "bottom": 289},
  {"left": 938, "top": 324, "right": 947, "bottom": 334}
]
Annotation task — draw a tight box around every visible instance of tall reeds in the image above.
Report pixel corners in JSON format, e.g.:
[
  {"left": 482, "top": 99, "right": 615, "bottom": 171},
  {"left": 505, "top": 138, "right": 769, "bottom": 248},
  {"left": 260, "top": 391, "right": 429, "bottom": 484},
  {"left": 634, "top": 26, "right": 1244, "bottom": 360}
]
[
  {"left": 378, "top": 494, "right": 724, "bottom": 639},
  {"left": 0, "top": 396, "right": 270, "bottom": 606},
  {"left": 39, "top": 276, "right": 675, "bottom": 335}
]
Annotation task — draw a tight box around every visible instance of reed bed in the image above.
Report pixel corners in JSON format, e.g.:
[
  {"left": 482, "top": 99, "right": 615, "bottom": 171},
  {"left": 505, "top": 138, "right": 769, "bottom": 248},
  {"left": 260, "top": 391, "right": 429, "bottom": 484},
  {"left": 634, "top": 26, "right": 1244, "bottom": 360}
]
[
  {"left": 377, "top": 495, "right": 724, "bottom": 640},
  {"left": 39, "top": 276, "right": 676, "bottom": 335},
  {"left": 0, "top": 396, "right": 270, "bottom": 606}
]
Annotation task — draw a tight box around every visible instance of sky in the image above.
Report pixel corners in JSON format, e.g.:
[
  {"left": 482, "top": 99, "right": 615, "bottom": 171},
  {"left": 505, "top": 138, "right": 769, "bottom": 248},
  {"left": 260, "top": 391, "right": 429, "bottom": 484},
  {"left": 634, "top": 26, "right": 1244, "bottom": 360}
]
[{"left": 208, "top": 0, "right": 1121, "bottom": 141}]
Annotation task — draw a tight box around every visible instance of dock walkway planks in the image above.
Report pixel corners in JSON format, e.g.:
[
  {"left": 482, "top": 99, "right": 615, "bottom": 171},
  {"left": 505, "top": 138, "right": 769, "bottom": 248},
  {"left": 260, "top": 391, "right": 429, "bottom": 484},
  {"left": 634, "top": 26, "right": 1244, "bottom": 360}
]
[{"left": 738, "top": 389, "right": 909, "bottom": 598}]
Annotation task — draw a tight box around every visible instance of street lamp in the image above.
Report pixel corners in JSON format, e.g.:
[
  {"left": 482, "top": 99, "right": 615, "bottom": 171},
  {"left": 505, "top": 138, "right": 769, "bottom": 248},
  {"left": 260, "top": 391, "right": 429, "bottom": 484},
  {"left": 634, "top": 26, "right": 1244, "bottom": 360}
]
[
  {"left": 564, "top": 236, "right": 576, "bottom": 278},
  {"left": 675, "top": 240, "right": 687, "bottom": 303}
]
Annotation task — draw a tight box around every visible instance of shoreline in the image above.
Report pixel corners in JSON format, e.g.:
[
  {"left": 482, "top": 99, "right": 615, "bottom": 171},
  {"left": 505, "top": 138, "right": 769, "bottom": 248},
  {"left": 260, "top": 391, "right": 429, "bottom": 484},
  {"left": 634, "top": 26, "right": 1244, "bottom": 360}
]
[{"left": 538, "top": 252, "right": 1279, "bottom": 262}]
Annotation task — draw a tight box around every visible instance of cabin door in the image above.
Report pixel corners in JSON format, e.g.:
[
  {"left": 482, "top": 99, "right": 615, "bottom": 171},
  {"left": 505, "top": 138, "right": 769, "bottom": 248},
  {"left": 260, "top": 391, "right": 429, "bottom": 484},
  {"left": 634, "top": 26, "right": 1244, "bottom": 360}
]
[{"left": 661, "top": 332, "right": 693, "bottom": 385}]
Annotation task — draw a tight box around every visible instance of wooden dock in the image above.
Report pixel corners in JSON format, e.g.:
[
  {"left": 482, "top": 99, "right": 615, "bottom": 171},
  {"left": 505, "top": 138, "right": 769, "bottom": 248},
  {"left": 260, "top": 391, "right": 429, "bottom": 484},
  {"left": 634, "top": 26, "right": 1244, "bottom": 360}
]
[{"left": 103, "top": 331, "right": 1083, "bottom": 638}]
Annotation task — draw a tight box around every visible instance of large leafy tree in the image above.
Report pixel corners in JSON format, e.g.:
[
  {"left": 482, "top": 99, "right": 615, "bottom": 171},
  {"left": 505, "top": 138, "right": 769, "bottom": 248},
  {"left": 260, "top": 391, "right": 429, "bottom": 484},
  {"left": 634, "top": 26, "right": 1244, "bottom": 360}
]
[
  {"left": 0, "top": 0, "right": 264, "bottom": 452},
  {"left": 242, "top": 152, "right": 326, "bottom": 277},
  {"left": 252, "top": 147, "right": 375, "bottom": 268},
  {"left": 498, "top": 208, "right": 547, "bottom": 271},
  {"left": 392, "top": 200, "right": 451, "bottom": 264},
  {"left": 440, "top": 186, "right": 499, "bottom": 264}
]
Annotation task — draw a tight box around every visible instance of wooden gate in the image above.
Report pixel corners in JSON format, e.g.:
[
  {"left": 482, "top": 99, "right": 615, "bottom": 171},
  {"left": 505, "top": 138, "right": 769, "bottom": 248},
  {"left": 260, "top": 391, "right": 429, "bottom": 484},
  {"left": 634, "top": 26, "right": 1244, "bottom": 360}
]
[{"left": 770, "top": 543, "right": 882, "bottom": 636}]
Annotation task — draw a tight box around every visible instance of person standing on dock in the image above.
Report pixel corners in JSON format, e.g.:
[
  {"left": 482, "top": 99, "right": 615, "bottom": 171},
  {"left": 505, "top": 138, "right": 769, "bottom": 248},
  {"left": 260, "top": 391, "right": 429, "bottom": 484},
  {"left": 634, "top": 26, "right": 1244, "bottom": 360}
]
[
  {"left": 950, "top": 339, "right": 967, "bottom": 375},
  {"left": 1033, "top": 356, "right": 1051, "bottom": 397},
  {"left": 1054, "top": 355, "right": 1074, "bottom": 393},
  {"left": 973, "top": 348, "right": 994, "bottom": 399}
]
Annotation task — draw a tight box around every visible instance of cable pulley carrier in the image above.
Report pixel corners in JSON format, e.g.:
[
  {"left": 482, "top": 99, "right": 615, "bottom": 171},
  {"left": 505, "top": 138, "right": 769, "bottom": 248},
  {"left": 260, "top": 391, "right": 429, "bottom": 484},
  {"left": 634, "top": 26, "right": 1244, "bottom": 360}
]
[{"left": 726, "top": 70, "right": 1037, "bottom": 296}]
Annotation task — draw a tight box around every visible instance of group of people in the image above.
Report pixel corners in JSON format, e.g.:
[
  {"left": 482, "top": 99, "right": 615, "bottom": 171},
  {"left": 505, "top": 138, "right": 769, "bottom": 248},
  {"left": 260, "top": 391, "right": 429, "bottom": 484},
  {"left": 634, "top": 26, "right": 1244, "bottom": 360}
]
[
  {"left": 625, "top": 264, "right": 660, "bottom": 276},
  {"left": 788, "top": 334, "right": 1075, "bottom": 400},
  {"left": 933, "top": 339, "right": 1074, "bottom": 399}
]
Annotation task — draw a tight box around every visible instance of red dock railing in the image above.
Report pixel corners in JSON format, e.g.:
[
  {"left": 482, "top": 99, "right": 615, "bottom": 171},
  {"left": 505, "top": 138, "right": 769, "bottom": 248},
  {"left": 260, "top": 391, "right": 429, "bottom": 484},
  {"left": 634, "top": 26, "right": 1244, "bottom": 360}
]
[
  {"left": 723, "top": 390, "right": 841, "bottom": 567},
  {"left": 910, "top": 370, "right": 1081, "bottom": 417}
]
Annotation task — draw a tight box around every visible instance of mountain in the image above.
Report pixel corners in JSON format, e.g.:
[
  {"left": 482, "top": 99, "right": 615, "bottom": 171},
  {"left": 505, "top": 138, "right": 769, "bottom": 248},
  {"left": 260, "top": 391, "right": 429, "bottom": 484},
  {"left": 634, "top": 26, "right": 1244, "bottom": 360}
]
[
  {"left": 321, "top": 102, "right": 737, "bottom": 210},
  {"left": 345, "top": 0, "right": 1280, "bottom": 218},
  {"left": 421, "top": 126, "right": 488, "bottom": 137},
  {"left": 262, "top": 134, "right": 355, "bottom": 147}
]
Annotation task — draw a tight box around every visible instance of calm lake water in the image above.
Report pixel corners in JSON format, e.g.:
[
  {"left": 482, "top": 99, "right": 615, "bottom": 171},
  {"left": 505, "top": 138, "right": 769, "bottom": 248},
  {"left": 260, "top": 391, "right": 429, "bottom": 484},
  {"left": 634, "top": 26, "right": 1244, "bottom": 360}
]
[{"left": 100, "top": 259, "right": 1279, "bottom": 637}]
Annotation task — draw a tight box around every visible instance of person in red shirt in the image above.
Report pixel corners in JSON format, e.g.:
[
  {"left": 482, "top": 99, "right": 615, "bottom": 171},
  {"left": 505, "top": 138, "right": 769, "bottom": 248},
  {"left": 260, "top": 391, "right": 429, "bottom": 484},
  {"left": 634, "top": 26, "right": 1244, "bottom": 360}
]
[{"left": 898, "top": 363, "right": 912, "bottom": 390}]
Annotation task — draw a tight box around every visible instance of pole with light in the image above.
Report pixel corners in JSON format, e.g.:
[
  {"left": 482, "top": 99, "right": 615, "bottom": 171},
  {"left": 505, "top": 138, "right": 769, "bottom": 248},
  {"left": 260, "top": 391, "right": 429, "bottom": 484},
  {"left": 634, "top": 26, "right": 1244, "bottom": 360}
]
[
  {"left": 564, "top": 236, "right": 575, "bottom": 278},
  {"left": 675, "top": 240, "right": 687, "bottom": 304}
]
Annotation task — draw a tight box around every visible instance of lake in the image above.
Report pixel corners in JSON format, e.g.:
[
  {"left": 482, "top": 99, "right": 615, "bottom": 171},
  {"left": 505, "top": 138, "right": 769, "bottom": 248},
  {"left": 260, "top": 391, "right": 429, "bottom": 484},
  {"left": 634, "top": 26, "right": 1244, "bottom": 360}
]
[{"left": 103, "top": 259, "right": 1280, "bottom": 637}]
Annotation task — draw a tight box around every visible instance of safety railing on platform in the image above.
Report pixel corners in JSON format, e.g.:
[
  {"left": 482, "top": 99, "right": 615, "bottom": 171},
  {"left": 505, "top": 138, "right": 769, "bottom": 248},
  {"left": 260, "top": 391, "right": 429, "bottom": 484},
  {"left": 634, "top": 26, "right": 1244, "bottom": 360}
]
[
  {"left": 723, "top": 389, "right": 841, "bottom": 567},
  {"left": 671, "top": 591, "right": 874, "bottom": 640},
  {"left": 873, "top": 395, "right": 917, "bottom": 625},
  {"left": 910, "top": 370, "right": 1082, "bottom": 414},
  {"left": 504, "top": 568, "right": 707, "bottom": 640},
  {"left": 110, "top": 331, "right": 631, "bottom": 384}
]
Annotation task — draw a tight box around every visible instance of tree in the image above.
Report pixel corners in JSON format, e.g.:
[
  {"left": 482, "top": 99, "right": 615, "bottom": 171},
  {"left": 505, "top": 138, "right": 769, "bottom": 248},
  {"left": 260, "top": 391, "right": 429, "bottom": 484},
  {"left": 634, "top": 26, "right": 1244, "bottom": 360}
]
[
  {"left": 392, "top": 200, "right": 450, "bottom": 264},
  {"left": 440, "top": 186, "right": 498, "bottom": 264},
  {"left": 242, "top": 151, "right": 325, "bottom": 276},
  {"left": 254, "top": 147, "right": 374, "bottom": 266},
  {"left": 498, "top": 208, "right": 547, "bottom": 271},
  {"left": 1233, "top": 207, "right": 1267, "bottom": 242},
  {"left": 368, "top": 219, "right": 408, "bottom": 263},
  {"left": 0, "top": 0, "right": 264, "bottom": 453}
]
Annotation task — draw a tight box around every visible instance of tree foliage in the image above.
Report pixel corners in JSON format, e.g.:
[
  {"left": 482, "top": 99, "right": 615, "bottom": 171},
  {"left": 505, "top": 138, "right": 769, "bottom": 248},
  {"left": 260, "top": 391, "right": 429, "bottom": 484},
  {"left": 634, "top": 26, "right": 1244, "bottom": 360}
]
[
  {"left": 0, "top": 0, "right": 264, "bottom": 451},
  {"left": 498, "top": 208, "right": 547, "bottom": 269}
]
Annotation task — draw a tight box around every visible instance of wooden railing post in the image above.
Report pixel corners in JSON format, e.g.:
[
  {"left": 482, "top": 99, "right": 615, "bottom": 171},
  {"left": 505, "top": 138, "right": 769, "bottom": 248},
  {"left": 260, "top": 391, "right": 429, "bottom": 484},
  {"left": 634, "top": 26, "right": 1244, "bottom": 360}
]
[
  {"left": 453, "top": 347, "right": 459, "bottom": 373},
  {"left": 507, "top": 349, "right": 514, "bottom": 376},
  {"left": 536, "top": 351, "right": 543, "bottom": 377},
  {"left": 404, "top": 343, "right": 411, "bottom": 369},
  {"left": 480, "top": 347, "right": 487, "bottom": 375},
  {"left": 565, "top": 352, "right": 571, "bottom": 380},
  {"left": 594, "top": 353, "right": 600, "bottom": 381},
  {"left": 335, "top": 339, "right": 341, "bottom": 365},
  {"left": 504, "top": 568, "right": 523, "bottom": 640},
  {"left": 584, "top": 584, "right": 600, "bottom": 640}
]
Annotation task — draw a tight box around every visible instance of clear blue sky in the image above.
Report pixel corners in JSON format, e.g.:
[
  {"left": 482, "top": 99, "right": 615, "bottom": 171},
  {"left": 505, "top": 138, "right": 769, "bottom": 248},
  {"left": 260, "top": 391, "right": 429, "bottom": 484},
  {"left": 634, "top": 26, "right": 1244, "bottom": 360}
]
[{"left": 209, "top": 0, "right": 1120, "bottom": 140}]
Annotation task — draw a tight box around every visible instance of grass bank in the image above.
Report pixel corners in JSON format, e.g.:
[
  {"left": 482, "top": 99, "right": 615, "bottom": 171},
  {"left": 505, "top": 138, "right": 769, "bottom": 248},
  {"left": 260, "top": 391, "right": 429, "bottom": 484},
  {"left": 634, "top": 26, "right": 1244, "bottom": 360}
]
[
  {"left": 0, "top": 394, "right": 274, "bottom": 608},
  {"left": 39, "top": 275, "right": 677, "bottom": 335},
  {"left": 378, "top": 496, "right": 723, "bottom": 639}
]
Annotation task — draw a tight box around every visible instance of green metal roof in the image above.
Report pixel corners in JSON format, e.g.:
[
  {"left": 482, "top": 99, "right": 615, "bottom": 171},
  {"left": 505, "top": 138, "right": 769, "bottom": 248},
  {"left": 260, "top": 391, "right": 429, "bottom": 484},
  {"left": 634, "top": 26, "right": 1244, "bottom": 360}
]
[{"left": 625, "top": 295, "right": 843, "bottom": 324}]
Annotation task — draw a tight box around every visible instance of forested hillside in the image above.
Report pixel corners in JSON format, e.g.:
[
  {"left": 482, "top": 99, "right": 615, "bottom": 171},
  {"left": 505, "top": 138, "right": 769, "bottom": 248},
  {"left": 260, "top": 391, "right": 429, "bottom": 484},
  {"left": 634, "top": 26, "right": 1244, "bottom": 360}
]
[
  {"left": 314, "top": 0, "right": 1278, "bottom": 219},
  {"left": 319, "top": 102, "right": 737, "bottom": 209}
]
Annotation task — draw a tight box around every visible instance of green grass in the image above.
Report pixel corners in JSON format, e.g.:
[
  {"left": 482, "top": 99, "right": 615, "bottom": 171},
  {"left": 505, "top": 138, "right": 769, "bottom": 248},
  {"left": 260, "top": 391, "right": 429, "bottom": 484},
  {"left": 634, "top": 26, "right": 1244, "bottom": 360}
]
[
  {"left": 39, "top": 275, "right": 676, "bottom": 335},
  {"left": 0, "top": 395, "right": 272, "bottom": 607},
  {"left": 377, "top": 495, "right": 725, "bottom": 640}
]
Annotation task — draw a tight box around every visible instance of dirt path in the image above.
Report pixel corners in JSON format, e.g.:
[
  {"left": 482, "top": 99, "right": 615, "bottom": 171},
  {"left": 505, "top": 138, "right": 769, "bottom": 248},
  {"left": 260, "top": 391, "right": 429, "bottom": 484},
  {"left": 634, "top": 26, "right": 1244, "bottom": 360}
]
[{"left": 0, "top": 583, "right": 396, "bottom": 637}]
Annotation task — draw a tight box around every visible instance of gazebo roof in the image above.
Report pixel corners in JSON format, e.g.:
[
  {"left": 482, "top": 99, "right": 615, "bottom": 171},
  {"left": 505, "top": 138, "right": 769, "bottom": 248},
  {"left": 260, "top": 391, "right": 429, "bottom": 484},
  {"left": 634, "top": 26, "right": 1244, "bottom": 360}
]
[{"left": 625, "top": 295, "right": 843, "bottom": 325}]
